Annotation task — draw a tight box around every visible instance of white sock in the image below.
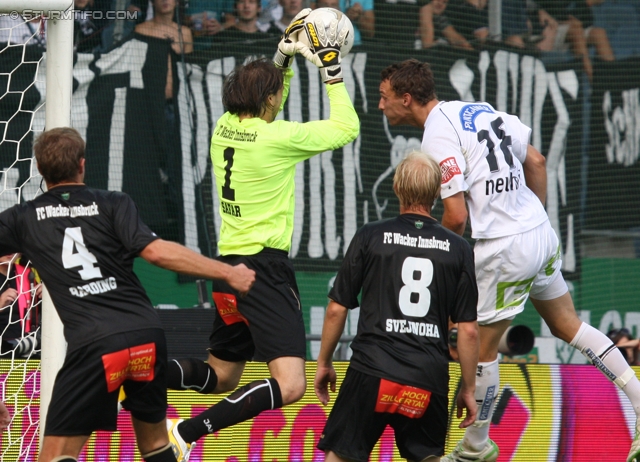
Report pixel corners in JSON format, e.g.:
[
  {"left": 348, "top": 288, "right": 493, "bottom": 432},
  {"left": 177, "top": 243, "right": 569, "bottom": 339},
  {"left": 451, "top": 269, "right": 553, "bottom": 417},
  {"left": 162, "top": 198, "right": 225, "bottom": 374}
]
[
  {"left": 571, "top": 322, "right": 640, "bottom": 416},
  {"left": 463, "top": 359, "right": 499, "bottom": 452}
]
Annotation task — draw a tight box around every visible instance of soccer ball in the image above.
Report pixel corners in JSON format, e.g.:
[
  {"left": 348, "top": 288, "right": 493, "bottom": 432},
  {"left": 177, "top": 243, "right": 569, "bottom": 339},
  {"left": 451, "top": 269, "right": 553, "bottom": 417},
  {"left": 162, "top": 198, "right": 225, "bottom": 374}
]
[{"left": 297, "top": 8, "right": 355, "bottom": 57}]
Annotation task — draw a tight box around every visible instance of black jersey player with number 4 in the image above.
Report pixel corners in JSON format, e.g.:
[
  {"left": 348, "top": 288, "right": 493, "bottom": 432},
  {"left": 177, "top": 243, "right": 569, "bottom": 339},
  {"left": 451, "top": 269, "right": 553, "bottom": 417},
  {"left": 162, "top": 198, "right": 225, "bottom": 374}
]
[
  {"left": 0, "top": 128, "right": 255, "bottom": 462},
  {"left": 315, "top": 151, "right": 480, "bottom": 462}
]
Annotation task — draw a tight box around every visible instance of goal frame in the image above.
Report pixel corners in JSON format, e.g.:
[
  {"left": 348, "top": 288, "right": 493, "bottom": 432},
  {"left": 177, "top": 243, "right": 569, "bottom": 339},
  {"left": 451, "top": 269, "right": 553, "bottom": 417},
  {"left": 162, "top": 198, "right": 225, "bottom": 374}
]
[{"left": 0, "top": 0, "right": 74, "bottom": 452}]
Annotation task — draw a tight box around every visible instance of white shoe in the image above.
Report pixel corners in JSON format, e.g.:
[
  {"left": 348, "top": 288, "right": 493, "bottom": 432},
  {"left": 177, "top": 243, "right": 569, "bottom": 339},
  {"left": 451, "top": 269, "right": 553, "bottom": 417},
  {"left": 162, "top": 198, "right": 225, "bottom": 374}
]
[
  {"left": 628, "top": 419, "right": 640, "bottom": 462},
  {"left": 441, "top": 440, "right": 499, "bottom": 462},
  {"left": 167, "top": 418, "right": 195, "bottom": 462}
]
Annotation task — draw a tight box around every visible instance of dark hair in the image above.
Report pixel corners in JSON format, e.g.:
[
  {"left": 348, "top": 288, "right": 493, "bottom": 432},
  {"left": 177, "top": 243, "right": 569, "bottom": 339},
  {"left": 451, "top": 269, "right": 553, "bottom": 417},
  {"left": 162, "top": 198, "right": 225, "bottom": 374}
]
[
  {"left": 380, "top": 59, "right": 437, "bottom": 105},
  {"left": 607, "top": 327, "right": 633, "bottom": 344},
  {"left": 34, "top": 127, "right": 85, "bottom": 184},
  {"left": 222, "top": 58, "right": 284, "bottom": 117}
]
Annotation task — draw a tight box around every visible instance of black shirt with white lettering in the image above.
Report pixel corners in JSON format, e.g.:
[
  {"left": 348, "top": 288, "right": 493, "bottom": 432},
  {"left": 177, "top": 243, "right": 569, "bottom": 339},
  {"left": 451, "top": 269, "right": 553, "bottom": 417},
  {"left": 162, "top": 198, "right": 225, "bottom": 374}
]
[
  {"left": 329, "top": 214, "right": 477, "bottom": 395},
  {"left": 0, "top": 185, "right": 162, "bottom": 352}
]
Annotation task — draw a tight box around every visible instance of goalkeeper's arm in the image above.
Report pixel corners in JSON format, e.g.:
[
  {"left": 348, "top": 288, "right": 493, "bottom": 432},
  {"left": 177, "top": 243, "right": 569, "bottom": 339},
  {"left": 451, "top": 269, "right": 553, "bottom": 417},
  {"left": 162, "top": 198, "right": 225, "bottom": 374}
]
[{"left": 286, "top": 81, "right": 359, "bottom": 155}]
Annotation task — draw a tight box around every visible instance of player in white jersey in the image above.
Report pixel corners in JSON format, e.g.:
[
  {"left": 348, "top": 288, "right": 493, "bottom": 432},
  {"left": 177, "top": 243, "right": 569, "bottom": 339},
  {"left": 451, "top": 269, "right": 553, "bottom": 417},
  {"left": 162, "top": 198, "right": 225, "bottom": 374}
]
[{"left": 379, "top": 58, "right": 640, "bottom": 462}]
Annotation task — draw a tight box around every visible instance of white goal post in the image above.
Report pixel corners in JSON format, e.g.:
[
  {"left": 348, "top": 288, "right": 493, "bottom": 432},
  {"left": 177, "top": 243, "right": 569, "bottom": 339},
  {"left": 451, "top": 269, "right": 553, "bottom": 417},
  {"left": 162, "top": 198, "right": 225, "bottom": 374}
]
[{"left": 0, "top": 0, "right": 74, "bottom": 453}]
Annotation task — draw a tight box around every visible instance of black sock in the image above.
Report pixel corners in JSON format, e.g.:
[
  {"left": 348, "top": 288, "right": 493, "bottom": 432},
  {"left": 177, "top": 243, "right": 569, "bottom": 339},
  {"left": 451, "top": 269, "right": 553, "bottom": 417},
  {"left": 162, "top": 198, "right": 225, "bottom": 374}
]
[
  {"left": 143, "top": 444, "right": 177, "bottom": 462},
  {"left": 178, "top": 378, "right": 283, "bottom": 443},
  {"left": 167, "top": 358, "right": 218, "bottom": 393}
]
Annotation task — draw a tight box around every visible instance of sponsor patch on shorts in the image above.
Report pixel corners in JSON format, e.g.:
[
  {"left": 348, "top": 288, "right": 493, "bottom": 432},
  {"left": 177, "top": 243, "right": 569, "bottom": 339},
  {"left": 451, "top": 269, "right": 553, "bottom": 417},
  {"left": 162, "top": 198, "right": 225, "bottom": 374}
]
[
  {"left": 213, "top": 292, "right": 248, "bottom": 326},
  {"left": 440, "top": 157, "right": 462, "bottom": 183},
  {"left": 374, "top": 378, "right": 432, "bottom": 418},
  {"left": 102, "top": 342, "right": 156, "bottom": 392}
]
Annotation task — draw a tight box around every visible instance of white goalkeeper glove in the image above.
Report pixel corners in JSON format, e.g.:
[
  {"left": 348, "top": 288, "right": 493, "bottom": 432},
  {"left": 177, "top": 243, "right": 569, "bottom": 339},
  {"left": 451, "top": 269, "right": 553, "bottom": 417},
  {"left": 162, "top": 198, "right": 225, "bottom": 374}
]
[
  {"left": 273, "top": 7, "right": 312, "bottom": 68},
  {"left": 296, "top": 17, "right": 350, "bottom": 82}
]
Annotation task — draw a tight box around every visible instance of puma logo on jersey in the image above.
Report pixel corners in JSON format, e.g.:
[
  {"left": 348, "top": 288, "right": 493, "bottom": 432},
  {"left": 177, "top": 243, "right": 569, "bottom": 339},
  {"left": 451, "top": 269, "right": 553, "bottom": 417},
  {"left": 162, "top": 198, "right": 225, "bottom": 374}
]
[
  {"left": 459, "top": 103, "right": 494, "bottom": 132},
  {"left": 485, "top": 171, "right": 520, "bottom": 195}
]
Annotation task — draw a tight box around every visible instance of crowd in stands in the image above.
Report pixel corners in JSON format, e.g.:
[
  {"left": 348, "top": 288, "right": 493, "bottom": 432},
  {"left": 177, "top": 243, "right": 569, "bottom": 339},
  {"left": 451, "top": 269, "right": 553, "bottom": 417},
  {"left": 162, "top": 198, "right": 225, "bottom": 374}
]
[
  {"left": 1, "top": 0, "right": 639, "bottom": 74},
  {"left": 0, "top": 0, "right": 637, "bottom": 83}
]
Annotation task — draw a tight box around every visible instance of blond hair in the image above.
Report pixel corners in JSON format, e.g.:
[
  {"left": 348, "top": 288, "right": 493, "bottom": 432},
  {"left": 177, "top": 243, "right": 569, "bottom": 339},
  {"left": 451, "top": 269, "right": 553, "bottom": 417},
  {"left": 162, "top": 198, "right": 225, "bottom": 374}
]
[{"left": 393, "top": 150, "right": 441, "bottom": 211}]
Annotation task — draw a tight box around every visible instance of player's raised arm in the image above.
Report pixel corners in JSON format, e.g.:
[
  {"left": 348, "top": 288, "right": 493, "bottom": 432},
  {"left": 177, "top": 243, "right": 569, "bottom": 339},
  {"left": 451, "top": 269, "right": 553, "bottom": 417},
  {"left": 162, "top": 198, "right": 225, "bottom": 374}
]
[
  {"left": 291, "top": 17, "right": 360, "bottom": 153},
  {"left": 139, "top": 239, "right": 255, "bottom": 296}
]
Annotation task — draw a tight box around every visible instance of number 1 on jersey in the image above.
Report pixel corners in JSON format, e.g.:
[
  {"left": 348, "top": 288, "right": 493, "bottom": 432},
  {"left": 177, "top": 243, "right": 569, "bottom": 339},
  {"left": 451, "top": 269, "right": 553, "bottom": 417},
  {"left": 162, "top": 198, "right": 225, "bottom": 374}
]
[{"left": 222, "top": 147, "right": 236, "bottom": 201}]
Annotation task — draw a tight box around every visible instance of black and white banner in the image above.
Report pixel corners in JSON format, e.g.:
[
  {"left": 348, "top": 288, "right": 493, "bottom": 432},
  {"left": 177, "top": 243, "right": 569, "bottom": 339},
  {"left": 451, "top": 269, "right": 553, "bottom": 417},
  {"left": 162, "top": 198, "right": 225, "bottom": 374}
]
[
  {"left": 1, "top": 38, "right": 586, "bottom": 273},
  {"left": 588, "top": 57, "right": 640, "bottom": 231}
]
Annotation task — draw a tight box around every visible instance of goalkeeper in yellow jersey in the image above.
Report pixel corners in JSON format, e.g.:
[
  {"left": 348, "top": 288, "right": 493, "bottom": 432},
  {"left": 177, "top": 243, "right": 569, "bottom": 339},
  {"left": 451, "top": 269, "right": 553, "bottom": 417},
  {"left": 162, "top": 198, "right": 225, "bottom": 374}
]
[{"left": 165, "top": 9, "right": 359, "bottom": 461}]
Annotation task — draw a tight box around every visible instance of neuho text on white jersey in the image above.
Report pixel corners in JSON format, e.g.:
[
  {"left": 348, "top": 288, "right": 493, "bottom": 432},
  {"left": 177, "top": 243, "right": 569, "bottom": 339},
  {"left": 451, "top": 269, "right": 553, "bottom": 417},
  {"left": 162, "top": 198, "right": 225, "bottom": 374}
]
[{"left": 383, "top": 232, "right": 450, "bottom": 251}]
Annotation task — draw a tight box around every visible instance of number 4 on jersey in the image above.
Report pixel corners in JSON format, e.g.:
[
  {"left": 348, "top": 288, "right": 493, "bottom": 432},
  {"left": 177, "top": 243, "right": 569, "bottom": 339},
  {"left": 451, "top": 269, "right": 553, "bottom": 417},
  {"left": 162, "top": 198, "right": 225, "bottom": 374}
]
[{"left": 62, "top": 227, "right": 103, "bottom": 280}]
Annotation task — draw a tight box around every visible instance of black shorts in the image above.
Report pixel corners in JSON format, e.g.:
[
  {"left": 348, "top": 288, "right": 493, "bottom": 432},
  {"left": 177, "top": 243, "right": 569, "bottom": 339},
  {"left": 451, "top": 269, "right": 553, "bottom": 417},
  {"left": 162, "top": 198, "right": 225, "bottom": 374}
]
[
  {"left": 209, "top": 248, "right": 306, "bottom": 363},
  {"left": 45, "top": 328, "right": 168, "bottom": 436},
  {"left": 317, "top": 367, "right": 448, "bottom": 462}
]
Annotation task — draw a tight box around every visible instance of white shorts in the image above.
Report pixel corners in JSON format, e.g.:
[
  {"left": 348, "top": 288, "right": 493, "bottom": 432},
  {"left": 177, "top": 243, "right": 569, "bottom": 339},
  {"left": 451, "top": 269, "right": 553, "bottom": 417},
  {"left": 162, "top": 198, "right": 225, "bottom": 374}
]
[{"left": 474, "top": 220, "right": 569, "bottom": 325}]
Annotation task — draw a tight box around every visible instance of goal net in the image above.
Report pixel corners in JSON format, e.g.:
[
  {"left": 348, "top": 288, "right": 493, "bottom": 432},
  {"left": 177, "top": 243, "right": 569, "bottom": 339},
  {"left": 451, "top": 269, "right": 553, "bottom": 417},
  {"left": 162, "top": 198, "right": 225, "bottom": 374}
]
[
  {"left": 0, "top": 1, "right": 73, "bottom": 459},
  {"left": 0, "top": 14, "right": 46, "bottom": 460}
]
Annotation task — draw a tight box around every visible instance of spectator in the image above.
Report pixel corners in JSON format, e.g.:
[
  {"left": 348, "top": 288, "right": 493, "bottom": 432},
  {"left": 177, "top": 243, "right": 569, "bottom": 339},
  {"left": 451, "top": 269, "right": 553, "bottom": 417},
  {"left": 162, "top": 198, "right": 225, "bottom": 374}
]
[
  {"left": 135, "top": 0, "right": 192, "bottom": 243},
  {"left": 532, "top": 0, "right": 615, "bottom": 80},
  {"left": 94, "top": 0, "right": 147, "bottom": 51},
  {"left": 74, "top": 0, "right": 102, "bottom": 52},
  {"left": 213, "top": 0, "right": 270, "bottom": 42},
  {"left": 500, "top": 0, "right": 529, "bottom": 48},
  {"left": 183, "top": 0, "right": 236, "bottom": 50},
  {"left": 498, "top": 0, "right": 558, "bottom": 51},
  {"left": 313, "top": 0, "right": 374, "bottom": 45},
  {"left": 521, "top": 2, "right": 559, "bottom": 52},
  {"left": 0, "top": 253, "right": 41, "bottom": 359},
  {"left": 445, "top": 0, "right": 530, "bottom": 48},
  {"left": 266, "top": 0, "right": 304, "bottom": 34},
  {"left": 374, "top": 0, "right": 428, "bottom": 49},
  {"left": 446, "top": 0, "right": 489, "bottom": 45},
  {"left": 0, "top": 15, "right": 46, "bottom": 49},
  {"left": 420, "top": 0, "right": 473, "bottom": 50},
  {"left": 258, "top": 0, "right": 283, "bottom": 31},
  {"left": 607, "top": 328, "right": 640, "bottom": 367},
  {"left": 136, "top": 0, "right": 194, "bottom": 58}
]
